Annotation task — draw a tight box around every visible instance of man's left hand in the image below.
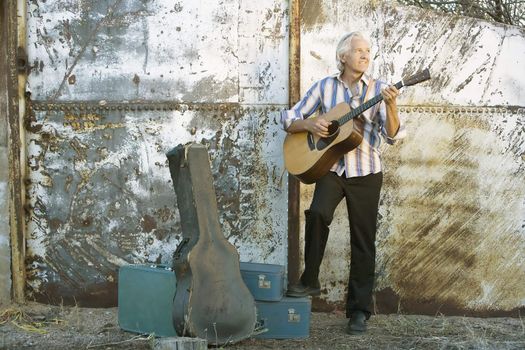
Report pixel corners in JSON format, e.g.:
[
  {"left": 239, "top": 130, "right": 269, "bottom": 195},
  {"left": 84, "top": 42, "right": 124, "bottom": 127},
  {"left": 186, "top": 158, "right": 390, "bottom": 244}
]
[{"left": 381, "top": 85, "right": 399, "bottom": 106}]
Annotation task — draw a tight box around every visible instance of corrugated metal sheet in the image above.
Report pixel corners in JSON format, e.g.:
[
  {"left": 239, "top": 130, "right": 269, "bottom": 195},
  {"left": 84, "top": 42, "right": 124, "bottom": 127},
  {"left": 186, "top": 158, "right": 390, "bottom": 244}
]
[
  {"left": 299, "top": 0, "right": 525, "bottom": 314},
  {"left": 25, "top": 0, "right": 289, "bottom": 306}
]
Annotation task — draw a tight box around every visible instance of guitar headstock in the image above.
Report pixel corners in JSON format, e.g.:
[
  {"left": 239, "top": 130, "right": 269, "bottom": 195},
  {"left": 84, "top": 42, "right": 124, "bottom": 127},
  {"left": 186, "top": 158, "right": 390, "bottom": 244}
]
[{"left": 403, "top": 68, "right": 431, "bottom": 87}]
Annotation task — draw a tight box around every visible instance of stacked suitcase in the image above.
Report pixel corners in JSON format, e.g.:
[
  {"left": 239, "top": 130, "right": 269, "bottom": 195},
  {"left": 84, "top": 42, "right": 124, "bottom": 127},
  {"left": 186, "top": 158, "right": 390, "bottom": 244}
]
[
  {"left": 118, "top": 264, "right": 177, "bottom": 337},
  {"left": 239, "top": 262, "right": 311, "bottom": 339},
  {"left": 118, "top": 262, "right": 311, "bottom": 339}
]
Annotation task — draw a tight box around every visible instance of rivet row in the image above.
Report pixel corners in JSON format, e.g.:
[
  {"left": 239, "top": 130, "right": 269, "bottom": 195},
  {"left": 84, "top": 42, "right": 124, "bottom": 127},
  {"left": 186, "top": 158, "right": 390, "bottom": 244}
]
[{"left": 31, "top": 102, "right": 285, "bottom": 113}]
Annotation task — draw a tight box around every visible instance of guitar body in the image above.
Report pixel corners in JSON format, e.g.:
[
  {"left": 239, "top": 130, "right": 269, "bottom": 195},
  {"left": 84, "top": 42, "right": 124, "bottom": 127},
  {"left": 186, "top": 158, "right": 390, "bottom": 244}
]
[
  {"left": 283, "top": 102, "right": 363, "bottom": 184},
  {"left": 167, "top": 143, "right": 256, "bottom": 345}
]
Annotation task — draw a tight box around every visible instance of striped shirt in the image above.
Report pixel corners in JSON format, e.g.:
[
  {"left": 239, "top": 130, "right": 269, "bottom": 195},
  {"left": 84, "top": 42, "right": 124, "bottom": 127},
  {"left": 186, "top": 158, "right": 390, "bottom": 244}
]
[{"left": 281, "top": 72, "right": 406, "bottom": 178}]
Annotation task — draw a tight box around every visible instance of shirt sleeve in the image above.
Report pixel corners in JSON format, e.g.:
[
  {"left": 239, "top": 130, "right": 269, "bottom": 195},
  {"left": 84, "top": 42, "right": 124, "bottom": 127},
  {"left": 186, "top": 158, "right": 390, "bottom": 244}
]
[
  {"left": 377, "top": 81, "right": 406, "bottom": 145},
  {"left": 280, "top": 80, "right": 322, "bottom": 131}
]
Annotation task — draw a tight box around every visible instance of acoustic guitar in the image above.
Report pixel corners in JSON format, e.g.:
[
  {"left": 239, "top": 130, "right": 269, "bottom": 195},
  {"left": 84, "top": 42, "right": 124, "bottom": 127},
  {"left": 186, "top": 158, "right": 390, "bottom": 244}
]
[{"left": 283, "top": 69, "right": 431, "bottom": 184}]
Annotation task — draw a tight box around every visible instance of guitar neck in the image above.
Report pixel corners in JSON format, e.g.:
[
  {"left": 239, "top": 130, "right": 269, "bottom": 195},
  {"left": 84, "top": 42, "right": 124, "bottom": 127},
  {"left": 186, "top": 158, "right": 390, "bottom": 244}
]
[{"left": 339, "top": 80, "right": 403, "bottom": 125}]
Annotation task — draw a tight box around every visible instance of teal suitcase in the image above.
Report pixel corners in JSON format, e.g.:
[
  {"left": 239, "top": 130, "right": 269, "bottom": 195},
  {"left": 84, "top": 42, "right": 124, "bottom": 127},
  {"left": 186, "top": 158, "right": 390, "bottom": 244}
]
[
  {"left": 240, "top": 262, "right": 286, "bottom": 301},
  {"left": 118, "top": 264, "right": 177, "bottom": 337},
  {"left": 255, "top": 297, "right": 311, "bottom": 339}
]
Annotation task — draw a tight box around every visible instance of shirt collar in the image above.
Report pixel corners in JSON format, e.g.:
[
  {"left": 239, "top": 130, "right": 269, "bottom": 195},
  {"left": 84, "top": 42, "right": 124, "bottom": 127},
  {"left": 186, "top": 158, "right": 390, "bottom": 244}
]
[{"left": 334, "top": 71, "right": 371, "bottom": 97}]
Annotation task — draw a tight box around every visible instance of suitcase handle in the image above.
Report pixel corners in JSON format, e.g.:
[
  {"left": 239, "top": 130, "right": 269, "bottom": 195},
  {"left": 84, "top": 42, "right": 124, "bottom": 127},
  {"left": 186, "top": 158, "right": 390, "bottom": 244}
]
[
  {"left": 253, "top": 319, "right": 269, "bottom": 336},
  {"left": 150, "top": 264, "right": 173, "bottom": 271}
]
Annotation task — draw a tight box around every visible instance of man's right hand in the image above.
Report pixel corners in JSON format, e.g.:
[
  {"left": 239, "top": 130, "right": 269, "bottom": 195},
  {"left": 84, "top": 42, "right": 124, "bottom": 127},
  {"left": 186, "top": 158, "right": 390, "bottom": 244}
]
[
  {"left": 286, "top": 117, "right": 332, "bottom": 138},
  {"left": 305, "top": 117, "right": 332, "bottom": 138}
]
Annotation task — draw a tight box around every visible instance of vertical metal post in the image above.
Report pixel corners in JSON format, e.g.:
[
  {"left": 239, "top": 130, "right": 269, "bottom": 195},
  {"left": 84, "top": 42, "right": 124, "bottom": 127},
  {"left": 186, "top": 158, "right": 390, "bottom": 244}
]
[
  {"left": 6, "top": 0, "right": 27, "bottom": 303},
  {"left": 287, "top": 0, "right": 301, "bottom": 285}
]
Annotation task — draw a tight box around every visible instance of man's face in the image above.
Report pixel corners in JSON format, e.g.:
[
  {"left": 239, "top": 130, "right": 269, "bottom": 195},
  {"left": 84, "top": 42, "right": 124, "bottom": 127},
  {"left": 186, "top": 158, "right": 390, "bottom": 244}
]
[{"left": 342, "top": 37, "right": 370, "bottom": 74}]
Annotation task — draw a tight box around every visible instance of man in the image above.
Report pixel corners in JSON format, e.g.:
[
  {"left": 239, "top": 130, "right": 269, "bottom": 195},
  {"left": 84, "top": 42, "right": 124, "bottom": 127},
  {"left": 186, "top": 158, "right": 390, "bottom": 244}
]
[{"left": 281, "top": 32, "right": 406, "bottom": 335}]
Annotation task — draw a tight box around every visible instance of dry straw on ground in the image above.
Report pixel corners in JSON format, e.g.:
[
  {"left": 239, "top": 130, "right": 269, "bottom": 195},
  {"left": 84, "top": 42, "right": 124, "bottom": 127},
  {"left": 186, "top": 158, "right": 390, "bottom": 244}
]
[{"left": 0, "top": 302, "right": 523, "bottom": 350}]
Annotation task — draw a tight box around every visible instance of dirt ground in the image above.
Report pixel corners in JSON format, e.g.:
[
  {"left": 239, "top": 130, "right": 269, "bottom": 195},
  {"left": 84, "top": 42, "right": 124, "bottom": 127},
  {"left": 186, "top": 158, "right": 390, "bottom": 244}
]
[{"left": 1, "top": 301, "right": 524, "bottom": 350}]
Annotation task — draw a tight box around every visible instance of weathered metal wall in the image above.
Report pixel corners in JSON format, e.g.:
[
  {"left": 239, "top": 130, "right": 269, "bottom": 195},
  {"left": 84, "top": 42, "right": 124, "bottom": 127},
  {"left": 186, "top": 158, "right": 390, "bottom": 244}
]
[
  {"left": 0, "top": 147, "right": 10, "bottom": 304},
  {"left": 300, "top": 0, "right": 525, "bottom": 315},
  {"left": 0, "top": 1, "right": 12, "bottom": 304},
  {"left": 3, "top": 0, "right": 27, "bottom": 304},
  {"left": 24, "top": 0, "right": 289, "bottom": 306}
]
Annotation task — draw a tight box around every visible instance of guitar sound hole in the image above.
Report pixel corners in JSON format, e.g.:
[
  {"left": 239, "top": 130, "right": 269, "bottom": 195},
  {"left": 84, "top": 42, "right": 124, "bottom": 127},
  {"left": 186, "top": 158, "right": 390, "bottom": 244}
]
[
  {"left": 327, "top": 121, "right": 339, "bottom": 137},
  {"left": 316, "top": 121, "right": 340, "bottom": 151}
]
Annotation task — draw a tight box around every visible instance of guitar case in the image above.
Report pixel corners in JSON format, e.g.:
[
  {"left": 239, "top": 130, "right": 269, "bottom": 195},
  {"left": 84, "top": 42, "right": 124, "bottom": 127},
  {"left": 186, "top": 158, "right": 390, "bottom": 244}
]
[{"left": 166, "top": 143, "right": 256, "bottom": 345}]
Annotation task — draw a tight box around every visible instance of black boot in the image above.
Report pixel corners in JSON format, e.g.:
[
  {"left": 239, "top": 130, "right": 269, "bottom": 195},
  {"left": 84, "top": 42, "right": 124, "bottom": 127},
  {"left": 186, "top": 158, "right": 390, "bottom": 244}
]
[
  {"left": 346, "top": 310, "right": 367, "bottom": 335},
  {"left": 286, "top": 282, "right": 321, "bottom": 297}
]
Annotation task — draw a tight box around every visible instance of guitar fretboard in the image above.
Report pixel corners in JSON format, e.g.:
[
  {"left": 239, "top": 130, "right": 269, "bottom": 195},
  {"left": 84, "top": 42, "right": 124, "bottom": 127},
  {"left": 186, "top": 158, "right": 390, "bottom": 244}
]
[{"left": 339, "top": 80, "right": 404, "bottom": 125}]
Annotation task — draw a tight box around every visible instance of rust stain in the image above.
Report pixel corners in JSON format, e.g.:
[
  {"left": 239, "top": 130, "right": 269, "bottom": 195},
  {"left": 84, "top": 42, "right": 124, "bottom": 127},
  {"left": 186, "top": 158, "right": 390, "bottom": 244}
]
[
  {"left": 382, "top": 110, "right": 525, "bottom": 312},
  {"left": 288, "top": 0, "right": 302, "bottom": 285},
  {"left": 300, "top": 0, "right": 327, "bottom": 30},
  {"left": 141, "top": 214, "right": 157, "bottom": 233},
  {"left": 375, "top": 287, "right": 525, "bottom": 317},
  {"left": 69, "top": 137, "right": 88, "bottom": 161},
  {"left": 63, "top": 112, "right": 124, "bottom": 132},
  {"left": 50, "top": 0, "right": 126, "bottom": 100},
  {"left": 48, "top": 218, "right": 63, "bottom": 231},
  {"left": 82, "top": 217, "right": 92, "bottom": 227},
  {"left": 5, "top": 0, "right": 26, "bottom": 303},
  {"left": 153, "top": 229, "right": 169, "bottom": 241},
  {"left": 261, "top": 2, "right": 285, "bottom": 42},
  {"left": 181, "top": 76, "right": 237, "bottom": 102},
  {"left": 65, "top": 174, "right": 73, "bottom": 192},
  {"left": 65, "top": 112, "right": 102, "bottom": 121},
  {"left": 312, "top": 296, "right": 340, "bottom": 313},
  {"left": 309, "top": 50, "right": 322, "bottom": 60},
  {"left": 154, "top": 206, "right": 174, "bottom": 223}
]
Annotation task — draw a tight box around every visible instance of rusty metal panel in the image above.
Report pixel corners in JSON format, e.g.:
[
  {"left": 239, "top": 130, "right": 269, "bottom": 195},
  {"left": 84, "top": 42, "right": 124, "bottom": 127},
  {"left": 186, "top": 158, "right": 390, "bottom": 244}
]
[
  {"left": 27, "top": 0, "right": 240, "bottom": 102},
  {"left": 26, "top": 0, "right": 288, "bottom": 104},
  {"left": 24, "top": 0, "right": 289, "bottom": 306},
  {"left": 299, "top": 1, "right": 525, "bottom": 314},
  {"left": 300, "top": 1, "right": 525, "bottom": 107},
  {"left": 377, "top": 106, "right": 525, "bottom": 314},
  {"left": 25, "top": 103, "right": 287, "bottom": 306}
]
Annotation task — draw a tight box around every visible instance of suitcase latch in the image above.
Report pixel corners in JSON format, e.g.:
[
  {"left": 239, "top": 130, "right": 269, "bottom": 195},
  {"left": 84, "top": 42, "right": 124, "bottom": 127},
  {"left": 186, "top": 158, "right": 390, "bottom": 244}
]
[
  {"left": 258, "top": 274, "right": 271, "bottom": 289},
  {"left": 288, "top": 308, "right": 300, "bottom": 323}
]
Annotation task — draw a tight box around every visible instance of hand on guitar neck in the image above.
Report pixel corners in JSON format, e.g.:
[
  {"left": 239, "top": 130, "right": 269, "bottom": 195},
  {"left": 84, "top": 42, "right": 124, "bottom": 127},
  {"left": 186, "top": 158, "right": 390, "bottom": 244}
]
[{"left": 381, "top": 84, "right": 401, "bottom": 138}]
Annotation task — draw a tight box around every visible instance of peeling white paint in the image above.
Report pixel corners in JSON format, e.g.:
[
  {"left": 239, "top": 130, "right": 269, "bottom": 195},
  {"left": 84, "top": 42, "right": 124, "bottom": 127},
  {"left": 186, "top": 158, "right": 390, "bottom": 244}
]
[
  {"left": 26, "top": 0, "right": 289, "bottom": 104},
  {"left": 301, "top": 3, "right": 525, "bottom": 107},
  {"left": 24, "top": 0, "right": 290, "bottom": 305},
  {"left": 0, "top": 135, "right": 11, "bottom": 303}
]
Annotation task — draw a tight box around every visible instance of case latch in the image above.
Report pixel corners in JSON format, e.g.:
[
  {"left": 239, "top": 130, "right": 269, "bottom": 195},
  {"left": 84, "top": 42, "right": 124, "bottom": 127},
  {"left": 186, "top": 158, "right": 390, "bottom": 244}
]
[{"left": 258, "top": 274, "right": 271, "bottom": 289}]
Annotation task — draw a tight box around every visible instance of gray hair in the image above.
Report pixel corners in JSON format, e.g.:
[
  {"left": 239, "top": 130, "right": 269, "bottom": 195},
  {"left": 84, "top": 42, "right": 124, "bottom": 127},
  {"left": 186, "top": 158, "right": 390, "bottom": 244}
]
[{"left": 335, "top": 32, "right": 370, "bottom": 72}]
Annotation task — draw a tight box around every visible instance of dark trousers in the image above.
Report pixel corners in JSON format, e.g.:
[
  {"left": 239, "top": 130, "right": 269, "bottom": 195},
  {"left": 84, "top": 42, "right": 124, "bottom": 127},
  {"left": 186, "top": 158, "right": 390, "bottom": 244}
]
[{"left": 299, "top": 171, "right": 383, "bottom": 318}]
